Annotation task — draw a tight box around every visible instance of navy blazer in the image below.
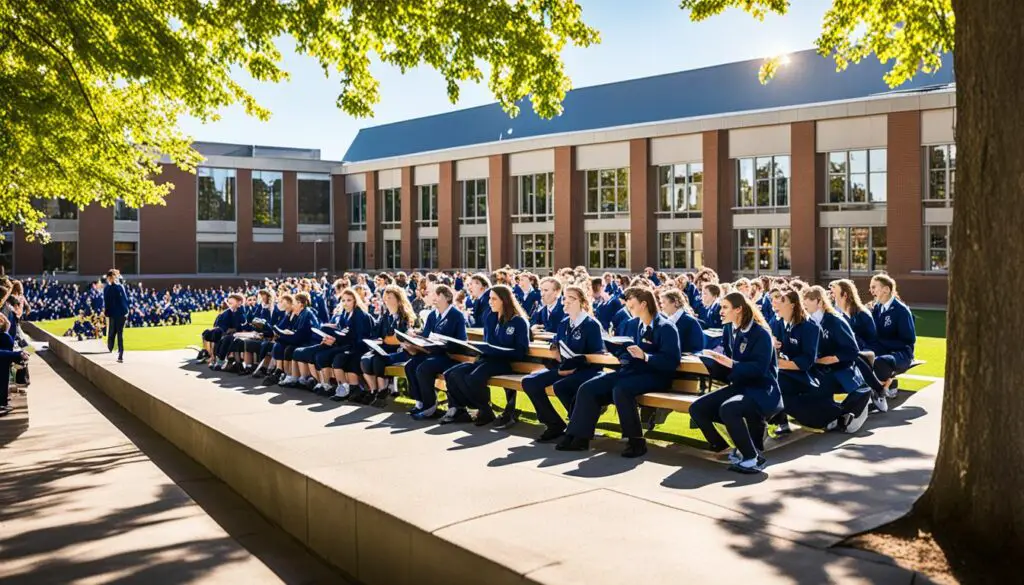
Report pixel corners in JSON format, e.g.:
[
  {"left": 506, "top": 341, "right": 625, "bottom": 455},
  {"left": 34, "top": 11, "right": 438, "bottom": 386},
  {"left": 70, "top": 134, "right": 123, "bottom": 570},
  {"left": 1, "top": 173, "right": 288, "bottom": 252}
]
[
  {"left": 553, "top": 314, "right": 605, "bottom": 371},
  {"left": 619, "top": 314, "right": 682, "bottom": 376},
  {"left": 871, "top": 299, "right": 916, "bottom": 368},
  {"left": 778, "top": 320, "right": 821, "bottom": 391},
  {"left": 717, "top": 323, "right": 782, "bottom": 416},
  {"left": 610, "top": 307, "right": 632, "bottom": 335},
  {"left": 812, "top": 312, "right": 866, "bottom": 393},
  {"left": 683, "top": 282, "right": 701, "bottom": 313},
  {"left": 374, "top": 311, "right": 412, "bottom": 351},
  {"left": 467, "top": 289, "right": 492, "bottom": 328},
  {"left": 277, "top": 308, "right": 321, "bottom": 346},
  {"left": 214, "top": 307, "right": 245, "bottom": 332},
  {"left": 593, "top": 297, "right": 623, "bottom": 331},
  {"left": 667, "top": 310, "right": 705, "bottom": 354},
  {"left": 482, "top": 313, "right": 531, "bottom": 361},
  {"left": 0, "top": 332, "right": 22, "bottom": 379},
  {"left": 333, "top": 308, "right": 373, "bottom": 350},
  {"left": 530, "top": 301, "right": 565, "bottom": 333},
  {"left": 422, "top": 306, "right": 468, "bottom": 341},
  {"left": 103, "top": 283, "right": 130, "bottom": 318},
  {"left": 844, "top": 310, "right": 878, "bottom": 354},
  {"left": 517, "top": 288, "right": 541, "bottom": 317},
  {"left": 697, "top": 300, "right": 723, "bottom": 329}
]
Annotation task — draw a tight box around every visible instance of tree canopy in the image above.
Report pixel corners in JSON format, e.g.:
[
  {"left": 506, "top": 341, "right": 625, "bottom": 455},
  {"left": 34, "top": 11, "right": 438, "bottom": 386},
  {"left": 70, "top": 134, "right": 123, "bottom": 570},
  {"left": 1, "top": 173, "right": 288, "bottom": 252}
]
[{"left": 0, "top": 0, "right": 599, "bottom": 238}]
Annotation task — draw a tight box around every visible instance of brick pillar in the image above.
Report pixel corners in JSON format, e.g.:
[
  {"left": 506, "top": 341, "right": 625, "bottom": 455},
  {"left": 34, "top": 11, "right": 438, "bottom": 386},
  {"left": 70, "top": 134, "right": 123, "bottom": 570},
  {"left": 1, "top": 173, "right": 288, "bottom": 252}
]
[
  {"left": 282, "top": 171, "right": 301, "bottom": 273},
  {"left": 887, "top": 111, "right": 924, "bottom": 277},
  {"left": 629, "top": 138, "right": 655, "bottom": 271},
  {"left": 400, "top": 166, "right": 415, "bottom": 272},
  {"left": 236, "top": 168, "right": 253, "bottom": 273},
  {"left": 790, "top": 121, "right": 820, "bottom": 282},
  {"left": 438, "top": 161, "right": 457, "bottom": 270},
  {"left": 78, "top": 203, "right": 113, "bottom": 277},
  {"left": 332, "top": 174, "right": 349, "bottom": 273},
  {"left": 488, "top": 154, "right": 511, "bottom": 269},
  {"left": 364, "top": 171, "right": 379, "bottom": 270},
  {"left": 702, "top": 130, "right": 733, "bottom": 279},
  {"left": 554, "top": 146, "right": 582, "bottom": 268},
  {"left": 142, "top": 164, "right": 197, "bottom": 274},
  {"left": 13, "top": 227, "right": 42, "bottom": 276}
]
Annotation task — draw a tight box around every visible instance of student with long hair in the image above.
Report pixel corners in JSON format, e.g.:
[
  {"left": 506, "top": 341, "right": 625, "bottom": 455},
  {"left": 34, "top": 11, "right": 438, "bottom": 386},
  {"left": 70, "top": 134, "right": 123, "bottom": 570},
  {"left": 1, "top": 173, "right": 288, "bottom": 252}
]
[
  {"left": 441, "top": 284, "right": 530, "bottom": 426},
  {"left": 464, "top": 273, "right": 492, "bottom": 328},
  {"left": 829, "top": 279, "right": 888, "bottom": 410},
  {"left": 767, "top": 290, "right": 821, "bottom": 436},
  {"left": 241, "top": 289, "right": 278, "bottom": 375},
  {"left": 520, "top": 285, "right": 605, "bottom": 442},
  {"left": 689, "top": 292, "right": 782, "bottom": 473},
  {"left": 557, "top": 286, "right": 682, "bottom": 458},
  {"left": 359, "top": 285, "right": 416, "bottom": 405},
  {"left": 258, "top": 294, "right": 295, "bottom": 383},
  {"left": 658, "top": 289, "right": 704, "bottom": 354},
  {"left": 591, "top": 276, "right": 623, "bottom": 331},
  {"left": 326, "top": 288, "right": 374, "bottom": 401},
  {"left": 272, "top": 292, "right": 320, "bottom": 387},
  {"left": 868, "top": 274, "right": 917, "bottom": 395},
  {"left": 102, "top": 269, "right": 130, "bottom": 363},
  {"left": 407, "top": 284, "right": 468, "bottom": 420},
  {"left": 291, "top": 289, "right": 350, "bottom": 393}
]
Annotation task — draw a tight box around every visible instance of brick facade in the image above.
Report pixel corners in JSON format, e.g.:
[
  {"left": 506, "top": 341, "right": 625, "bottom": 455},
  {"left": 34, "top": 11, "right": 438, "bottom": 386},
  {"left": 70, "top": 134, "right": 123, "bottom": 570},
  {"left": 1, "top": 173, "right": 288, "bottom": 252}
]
[
  {"left": 553, "top": 146, "right": 582, "bottom": 268},
  {"left": 78, "top": 203, "right": 114, "bottom": 275},
  {"left": 790, "top": 121, "right": 820, "bottom": 281},
  {"left": 141, "top": 164, "right": 197, "bottom": 274},
  {"left": 629, "top": 139, "right": 656, "bottom": 270},
  {"left": 702, "top": 130, "right": 733, "bottom": 281}
]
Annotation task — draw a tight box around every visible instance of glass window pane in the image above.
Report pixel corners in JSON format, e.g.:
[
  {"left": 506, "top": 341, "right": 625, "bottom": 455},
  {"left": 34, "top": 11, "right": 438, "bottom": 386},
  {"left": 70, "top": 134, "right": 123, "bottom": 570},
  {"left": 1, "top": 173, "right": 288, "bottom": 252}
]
[
  {"left": 829, "top": 152, "right": 847, "bottom": 174},
  {"left": 616, "top": 183, "right": 629, "bottom": 212},
  {"left": 739, "top": 229, "right": 756, "bottom": 248},
  {"left": 756, "top": 180, "right": 771, "bottom": 207},
  {"left": 831, "top": 227, "right": 847, "bottom": 249},
  {"left": 849, "top": 150, "right": 867, "bottom": 173},
  {"left": 872, "top": 227, "right": 887, "bottom": 248},
  {"left": 775, "top": 177, "right": 789, "bottom": 207},
  {"left": 869, "top": 149, "right": 887, "bottom": 173},
  {"left": 738, "top": 159, "right": 755, "bottom": 206},
  {"left": 829, "top": 175, "right": 846, "bottom": 203},
  {"left": 659, "top": 185, "right": 672, "bottom": 213},
  {"left": 930, "top": 250, "right": 948, "bottom": 271},
  {"left": 869, "top": 174, "right": 887, "bottom": 203},
  {"left": 774, "top": 156, "right": 790, "bottom": 179},
  {"left": 589, "top": 232, "right": 600, "bottom": 249},
  {"left": 929, "top": 171, "right": 946, "bottom": 200},
  {"left": 850, "top": 173, "right": 868, "bottom": 203},
  {"left": 604, "top": 232, "right": 616, "bottom": 248},
  {"left": 589, "top": 250, "right": 600, "bottom": 269},
  {"left": 587, "top": 188, "right": 598, "bottom": 213},
  {"left": 948, "top": 145, "right": 957, "bottom": 169},
  {"left": 673, "top": 232, "right": 687, "bottom": 248},
  {"left": 660, "top": 233, "right": 671, "bottom": 249},
  {"left": 297, "top": 176, "right": 331, "bottom": 225},
  {"left": 587, "top": 170, "right": 598, "bottom": 190}
]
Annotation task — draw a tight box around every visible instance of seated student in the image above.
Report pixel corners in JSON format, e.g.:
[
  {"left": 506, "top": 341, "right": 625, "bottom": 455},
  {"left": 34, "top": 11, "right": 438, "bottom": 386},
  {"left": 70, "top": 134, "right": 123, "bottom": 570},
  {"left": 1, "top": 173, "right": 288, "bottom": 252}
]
[
  {"left": 696, "top": 283, "right": 723, "bottom": 329},
  {"left": 658, "top": 289, "right": 704, "bottom": 354},
  {"left": 464, "top": 273, "right": 492, "bottom": 328},
  {"left": 271, "top": 292, "right": 320, "bottom": 387},
  {"left": 515, "top": 273, "right": 541, "bottom": 318},
  {"left": 868, "top": 274, "right": 916, "bottom": 396},
  {"left": 211, "top": 293, "right": 247, "bottom": 370},
  {"left": 767, "top": 290, "right": 821, "bottom": 436},
  {"left": 766, "top": 288, "right": 785, "bottom": 333},
  {"left": 0, "top": 313, "right": 30, "bottom": 417},
  {"left": 530, "top": 277, "right": 564, "bottom": 334},
  {"left": 786, "top": 286, "right": 871, "bottom": 433},
  {"left": 198, "top": 295, "right": 241, "bottom": 366},
  {"left": 557, "top": 286, "right": 682, "bottom": 458},
  {"left": 591, "top": 277, "right": 623, "bottom": 331},
  {"left": 359, "top": 285, "right": 416, "bottom": 406},
  {"left": 406, "top": 284, "right": 468, "bottom": 420},
  {"left": 290, "top": 288, "right": 351, "bottom": 395},
  {"left": 242, "top": 290, "right": 280, "bottom": 376},
  {"left": 689, "top": 292, "right": 782, "bottom": 474},
  {"left": 520, "top": 284, "right": 605, "bottom": 442},
  {"left": 326, "top": 288, "right": 375, "bottom": 401},
  {"left": 829, "top": 278, "right": 887, "bottom": 410},
  {"left": 441, "top": 285, "right": 530, "bottom": 426}
]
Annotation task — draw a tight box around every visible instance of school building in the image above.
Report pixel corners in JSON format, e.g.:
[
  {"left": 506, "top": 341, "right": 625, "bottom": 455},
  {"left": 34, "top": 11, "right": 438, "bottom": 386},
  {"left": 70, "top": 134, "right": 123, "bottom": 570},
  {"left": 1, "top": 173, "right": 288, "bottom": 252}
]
[{"left": 6, "top": 49, "right": 955, "bottom": 304}]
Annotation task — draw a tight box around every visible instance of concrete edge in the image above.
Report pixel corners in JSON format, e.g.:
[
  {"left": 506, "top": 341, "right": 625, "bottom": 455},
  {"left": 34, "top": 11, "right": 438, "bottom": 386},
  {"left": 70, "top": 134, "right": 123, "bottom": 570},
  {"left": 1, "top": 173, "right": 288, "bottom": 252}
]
[{"left": 25, "top": 322, "right": 535, "bottom": 585}]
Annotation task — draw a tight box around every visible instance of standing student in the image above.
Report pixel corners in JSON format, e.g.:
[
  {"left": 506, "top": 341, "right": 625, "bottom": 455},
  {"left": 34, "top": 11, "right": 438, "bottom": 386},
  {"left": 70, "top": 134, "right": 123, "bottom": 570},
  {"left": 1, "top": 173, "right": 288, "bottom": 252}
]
[
  {"left": 359, "top": 285, "right": 416, "bottom": 405},
  {"left": 868, "top": 274, "right": 917, "bottom": 395},
  {"left": 829, "top": 279, "right": 888, "bottom": 410},
  {"left": 441, "top": 285, "right": 530, "bottom": 426},
  {"left": 768, "top": 290, "right": 821, "bottom": 436},
  {"left": 658, "top": 289, "right": 705, "bottom": 354},
  {"left": 0, "top": 313, "right": 29, "bottom": 417},
  {"left": 689, "top": 292, "right": 782, "bottom": 474},
  {"left": 556, "top": 286, "right": 682, "bottom": 458},
  {"left": 102, "top": 269, "right": 130, "bottom": 363},
  {"left": 406, "top": 284, "right": 467, "bottom": 420},
  {"left": 520, "top": 285, "right": 605, "bottom": 442}
]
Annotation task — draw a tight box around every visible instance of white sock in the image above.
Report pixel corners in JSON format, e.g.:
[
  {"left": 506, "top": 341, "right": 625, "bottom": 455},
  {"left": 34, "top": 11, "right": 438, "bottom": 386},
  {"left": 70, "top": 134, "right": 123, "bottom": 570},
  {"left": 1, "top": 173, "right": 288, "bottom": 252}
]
[
  {"left": 284, "top": 375, "right": 298, "bottom": 383},
  {"left": 300, "top": 376, "right": 311, "bottom": 384},
  {"left": 414, "top": 401, "right": 424, "bottom": 410},
  {"left": 335, "top": 384, "right": 350, "bottom": 397},
  {"left": 418, "top": 403, "right": 437, "bottom": 417}
]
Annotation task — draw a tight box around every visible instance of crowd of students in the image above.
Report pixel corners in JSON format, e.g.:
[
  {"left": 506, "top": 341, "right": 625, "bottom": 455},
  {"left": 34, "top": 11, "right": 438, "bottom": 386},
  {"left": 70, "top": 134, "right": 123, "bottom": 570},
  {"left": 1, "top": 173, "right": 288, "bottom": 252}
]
[
  {"left": 195, "top": 265, "right": 917, "bottom": 474},
  {"left": 24, "top": 279, "right": 203, "bottom": 329},
  {"left": 0, "top": 277, "right": 31, "bottom": 417}
]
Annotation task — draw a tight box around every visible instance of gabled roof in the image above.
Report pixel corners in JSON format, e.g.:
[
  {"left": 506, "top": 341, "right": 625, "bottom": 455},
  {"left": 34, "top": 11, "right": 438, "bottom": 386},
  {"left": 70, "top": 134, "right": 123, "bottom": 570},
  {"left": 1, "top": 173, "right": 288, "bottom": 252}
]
[{"left": 342, "top": 48, "right": 954, "bottom": 163}]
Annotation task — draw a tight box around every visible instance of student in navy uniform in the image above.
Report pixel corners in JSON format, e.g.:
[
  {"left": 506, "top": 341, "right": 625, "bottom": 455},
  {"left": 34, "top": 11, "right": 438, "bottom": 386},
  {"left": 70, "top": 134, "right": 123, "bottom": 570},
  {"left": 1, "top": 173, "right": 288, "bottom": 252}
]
[
  {"left": 212, "top": 293, "right": 249, "bottom": 370},
  {"left": 696, "top": 283, "right": 723, "bottom": 329},
  {"left": 441, "top": 285, "right": 530, "bottom": 426},
  {"left": 240, "top": 290, "right": 277, "bottom": 375},
  {"left": 102, "top": 269, "right": 130, "bottom": 363},
  {"left": 464, "top": 273, "right": 492, "bottom": 328},
  {"left": 529, "top": 277, "right": 564, "bottom": 333},
  {"left": 406, "top": 284, "right": 468, "bottom": 420},
  {"left": 520, "top": 285, "right": 605, "bottom": 442},
  {"left": 292, "top": 289, "right": 350, "bottom": 392},
  {"left": 658, "top": 289, "right": 705, "bottom": 354},
  {"left": 515, "top": 273, "right": 541, "bottom": 318},
  {"left": 591, "top": 277, "right": 623, "bottom": 331},
  {"left": 359, "top": 285, "right": 417, "bottom": 405},
  {"left": 689, "top": 292, "right": 782, "bottom": 474},
  {"left": 0, "top": 312, "right": 29, "bottom": 417},
  {"left": 256, "top": 294, "right": 294, "bottom": 382},
  {"left": 557, "top": 286, "right": 682, "bottom": 458},
  {"left": 829, "top": 278, "right": 889, "bottom": 410},
  {"left": 273, "top": 292, "right": 320, "bottom": 387},
  {"left": 868, "top": 274, "right": 917, "bottom": 395},
  {"left": 325, "top": 288, "right": 375, "bottom": 401},
  {"left": 767, "top": 290, "right": 821, "bottom": 436}
]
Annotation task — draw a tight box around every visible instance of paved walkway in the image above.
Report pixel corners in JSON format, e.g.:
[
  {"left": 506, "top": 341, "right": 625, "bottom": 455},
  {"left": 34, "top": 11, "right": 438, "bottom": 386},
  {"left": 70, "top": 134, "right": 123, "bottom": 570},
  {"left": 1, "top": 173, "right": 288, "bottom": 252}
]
[{"left": 0, "top": 347, "right": 350, "bottom": 584}]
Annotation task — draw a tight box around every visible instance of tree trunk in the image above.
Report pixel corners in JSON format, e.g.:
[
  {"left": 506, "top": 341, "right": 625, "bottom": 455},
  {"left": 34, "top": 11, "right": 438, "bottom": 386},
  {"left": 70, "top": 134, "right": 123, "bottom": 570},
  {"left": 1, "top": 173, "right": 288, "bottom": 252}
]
[{"left": 926, "top": 0, "right": 1024, "bottom": 556}]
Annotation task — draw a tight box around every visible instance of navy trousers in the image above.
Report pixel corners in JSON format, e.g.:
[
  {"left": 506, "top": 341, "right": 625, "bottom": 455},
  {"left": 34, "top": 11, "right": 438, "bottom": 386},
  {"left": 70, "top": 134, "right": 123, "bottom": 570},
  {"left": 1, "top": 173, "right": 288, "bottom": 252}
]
[
  {"left": 689, "top": 386, "right": 771, "bottom": 459},
  {"left": 566, "top": 371, "right": 672, "bottom": 440},
  {"left": 107, "top": 315, "right": 126, "bottom": 357},
  {"left": 873, "top": 354, "right": 911, "bottom": 382},
  {"left": 783, "top": 372, "right": 870, "bottom": 430},
  {"left": 444, "top": 359, "right": 514, "bottom": 415},
  {"left": 406, "top": 354, "right": 457, "bottom": 408},
  {"left": 520, "top": 368, "right": 602, "bottom": 430}
]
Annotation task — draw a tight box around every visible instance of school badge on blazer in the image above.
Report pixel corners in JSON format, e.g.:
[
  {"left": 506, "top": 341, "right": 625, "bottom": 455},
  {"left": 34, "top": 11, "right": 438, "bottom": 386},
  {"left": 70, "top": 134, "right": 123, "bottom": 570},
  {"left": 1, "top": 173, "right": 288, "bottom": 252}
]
[
  {"left": 572, "top": 329, "right": 582, "bottom": 341},
  {"left": 506, "top": 325, "right": 516, "bottom": 335},
  {"left": 884, "top": 315, "right": 892, "bottom": 327},
  {"left": 739, "top": 341, "right": 748, "bottom": 353}
]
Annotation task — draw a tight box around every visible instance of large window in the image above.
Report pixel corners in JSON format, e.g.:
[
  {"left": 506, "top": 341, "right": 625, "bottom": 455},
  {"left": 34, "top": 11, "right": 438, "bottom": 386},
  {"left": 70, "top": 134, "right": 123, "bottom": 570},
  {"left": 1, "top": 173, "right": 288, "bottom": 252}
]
[
  {"left": 197, "top": 242, "right": 235, "bottom": 274},
  {"left": 298, "top": 173, "right": 331, "bottom": 225},
  {"left": 418, "top": 184, "right": 439, "bottom": 227},
  {"left": 43, "top": 241, "right": 78, "bottom": 273},
  {"left": 350, "top": 242, "right": 365, "bottom": 269},
  {"left": 585, "top": 168, "right": 629, "bottom": 218},
  {"left": 114, "top": 198, "right": 138, "bottom": 221},
  {"left": 114, "top": 241, "right": 138, "bottom": 275},
  {"left": 926, "top": 225, "right": 951, "bottom": 272},
  {"left": 37, "top": 198, "right": 78, "bottom": 220},
  {"left": 461, "top": 179, "right": 488, "bottom": 224},
  {"left": 0, "top": 239, "right": 12, "bottom": 274},
  {"left": 827, "top": 227, "right": 887, "bottom": 273},
  {"left": 252, "top": 170, "right": 283, "bottom": 228},
  {"left": 737, "top": 156, "right": 790, "bottom": 210},
  {"left": 349, "top": 191, "right": 367, "bottom": 229},
  {"left": 383, "top": 238, "right": 401, "bottom": 269},
  {"left": 419, "top": 238, "right": 438, "bottom": 269},
  {"left": 197, "top": 168, "right": 236, "bottom": 221},
  {"left": 827, "top": 149, "right": 887, "bottom": 205},
  {"left": 512, "top": 173, "right": 554, "bottom": 222},
  {"left": 736, "top": 228, "right": 791, "bottom": 274},
  {"left": 657, "top": 163, "right": 703, "bottom": 217},
  {"left": 381, "top": 188, "right": 401, "bottom": 229},
  {"left": 516, "top": 233, "right": 554, "bottom": 271},
  {"left": 658, "top": 231, "right": 703, "bottom": 270},
  {"left": 461, "top": 236, "right": 488, "bottom": 270},
  {"left": 926, "top": 144, "right": 956, "bottom": 207},
  {"left": 587, "top": 232, "right": 630, "bottom": 270}
]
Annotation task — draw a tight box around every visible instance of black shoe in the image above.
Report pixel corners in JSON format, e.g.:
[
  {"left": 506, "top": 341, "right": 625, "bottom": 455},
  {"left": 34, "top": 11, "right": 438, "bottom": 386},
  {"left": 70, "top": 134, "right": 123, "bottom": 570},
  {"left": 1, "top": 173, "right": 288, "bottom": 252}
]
[
  {"left": 262, "top": 374, "right": 279, "bottom": 386},
  {"left": 492, "top": 408, "right": 519, "bottom": 429},
  {"left": 439, "top": 408, "right": 473, "bottom": 425},
  {"left": 474, "top": 409, "right": 497, "bottom": 426},
  {"left": 117, "top": 356, "right": 124, "bottom": 364},
  {"left": 621, "top": 438, "right": 648, "bottom": 458},
  {"left": 347, "top": 389, "right": 368, "bottom": 403},
  {"left": 555, "top": 435, "right": 590, "bottom": 452},
  {"left": 537, "top": 426, "right": 566, "bottom": 443}
]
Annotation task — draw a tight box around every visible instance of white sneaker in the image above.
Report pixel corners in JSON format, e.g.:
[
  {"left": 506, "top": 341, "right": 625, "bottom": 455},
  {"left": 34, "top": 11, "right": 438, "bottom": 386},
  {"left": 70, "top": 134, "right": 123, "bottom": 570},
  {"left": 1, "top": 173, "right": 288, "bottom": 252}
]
[
  {"left": 334, "top": 384, "right": 350, "bottom": 398},
  {"left": 844, "top": 403, "right": 870, "bottom": 434},
  {"left": 870, "top": 391, "right": 889, "bottom": 413},
  {"left": 726, "top": 448, "right": 744, "bottom": 464}
]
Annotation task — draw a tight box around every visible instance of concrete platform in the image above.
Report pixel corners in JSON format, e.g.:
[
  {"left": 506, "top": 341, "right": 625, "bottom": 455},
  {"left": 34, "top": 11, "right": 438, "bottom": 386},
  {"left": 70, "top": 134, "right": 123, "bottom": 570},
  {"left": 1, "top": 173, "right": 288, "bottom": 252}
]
[{"left": 32, "top": 325, "right": 945, "bottom": 585}]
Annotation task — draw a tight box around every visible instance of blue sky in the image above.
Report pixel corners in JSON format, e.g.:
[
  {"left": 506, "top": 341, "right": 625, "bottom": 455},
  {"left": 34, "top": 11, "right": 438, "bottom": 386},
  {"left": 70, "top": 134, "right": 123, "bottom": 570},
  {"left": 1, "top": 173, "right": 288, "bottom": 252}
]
[{"left": 178, "top": 0, "right": 834, "bottom": 161}]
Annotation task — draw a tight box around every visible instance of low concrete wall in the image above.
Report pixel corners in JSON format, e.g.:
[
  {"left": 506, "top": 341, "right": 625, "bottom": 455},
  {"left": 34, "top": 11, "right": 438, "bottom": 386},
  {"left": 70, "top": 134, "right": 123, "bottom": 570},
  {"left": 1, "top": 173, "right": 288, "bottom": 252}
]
[{"left": 26, "top": 322, "right": 528, "bottom": 585}]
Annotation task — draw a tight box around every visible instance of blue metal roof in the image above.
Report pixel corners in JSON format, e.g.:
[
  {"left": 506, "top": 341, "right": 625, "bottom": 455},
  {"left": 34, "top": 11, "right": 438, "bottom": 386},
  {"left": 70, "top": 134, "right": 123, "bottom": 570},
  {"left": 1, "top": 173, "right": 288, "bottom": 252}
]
[{"left": 343, "top": 49, "right": 954, "bottom": 163}]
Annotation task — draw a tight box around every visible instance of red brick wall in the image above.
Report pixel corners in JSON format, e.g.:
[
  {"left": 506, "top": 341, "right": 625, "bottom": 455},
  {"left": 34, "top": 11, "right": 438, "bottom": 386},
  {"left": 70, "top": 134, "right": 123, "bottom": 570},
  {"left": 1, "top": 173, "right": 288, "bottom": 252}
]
[
  {"left": 364, "top": 171, "right": 379, "bottom": 270},
  {"left": 13, "top": 227, "right": 42, "bottom": 276},
  {"left": 887, "top": 111, "right": 924, "bottom": 278},
  {"left": 554, "top": 146, "right": 582, "bottom": 268},
  {"left": 438, "top": 162, "right": 457, "bottom": 270},
  {"left": 235, "top": 168, "right": 254, "bottom": 272},
  {"left": 332, "top": 174, "right": 349, "bottom": 272},
  {"left": 488, "top": 154, "right": 511, "bottom": 268},
  {"left": 141, "top": 164, "right": 196, "bottom": 274},
  {"left": 401, "top": 166, "right": 416, "bottom": 271},
  {"left": 702, "top": 130, "right": 733, "bottom": 280},
  {"left": 629, "top": 138, "right": 656, "bottom": 271},
  {"left": 78, "top": 203, "right": 114, "bottom": 276},
  {"left": 790, "top": 121, "right": 819, "bottom": 282}
]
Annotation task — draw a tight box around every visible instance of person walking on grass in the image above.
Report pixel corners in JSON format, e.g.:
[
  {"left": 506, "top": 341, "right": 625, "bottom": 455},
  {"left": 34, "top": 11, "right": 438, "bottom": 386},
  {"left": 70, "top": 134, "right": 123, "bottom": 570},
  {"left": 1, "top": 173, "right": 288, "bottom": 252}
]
[{"left": 102, "top": 269, "right": 130, "bottom": 363}]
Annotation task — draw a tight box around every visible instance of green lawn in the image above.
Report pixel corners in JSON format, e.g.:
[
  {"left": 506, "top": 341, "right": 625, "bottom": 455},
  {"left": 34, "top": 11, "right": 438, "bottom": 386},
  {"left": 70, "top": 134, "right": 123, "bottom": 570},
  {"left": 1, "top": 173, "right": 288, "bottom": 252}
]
[{"left": 36, "top": 311, "right": 217, "bottom": 351}]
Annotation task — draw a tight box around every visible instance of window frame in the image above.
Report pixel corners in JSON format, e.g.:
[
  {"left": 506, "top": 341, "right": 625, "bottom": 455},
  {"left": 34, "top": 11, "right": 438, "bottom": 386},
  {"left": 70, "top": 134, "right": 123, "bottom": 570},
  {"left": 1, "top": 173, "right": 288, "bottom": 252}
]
[
  {"left": 515, "top": 233, "right": 555, "bottom": 272},
  {"left": 418, "top": 237, "right": 438, "bottom": 269},
  {"left": 735, "top": 155, "right": 791, "bottom": 212},
  {"left": 350, "top": 242, "right": 366, "bottom": 269},
  {"left": 460, "top": 179, "right": 488, "bottom": 225},
  {"left": 511, "top": 173, "right": 555, "bottom": 222},
  {"left": 925, "top": 224, "right": 951, "bottom": 273},
  {"left": 197, "top": 167, "right": 237, "bottom": 222},
  {"left": 42, "top": 241, "right": 78, "bottom": 274},
  {"left": 460, "top": 235, "right": 489, "bottom": 270},
  {"left": 297, "top": 173, "right": 332, "bottom": 226},
  {"left": 383, "top": 238, "right": 401, "bottom": 270},
  {"left": 925, "top": 144, "right": 956, "bottom": 208},
  {"left": 656, "top": 163, "right": 704, "bottom": 218},
  {"left": 114, "top": 198, "right": 138, "bottom": 222},
  {"left": 196, "top": 242, "right": 236, "bottom": 274},
  {"left": 348, "top": 191, "right": 367, "bottom": 230},
  {"left": 825, "top": 149, "right": 888, "bottom": 208},
  {"left": 417, "top": 184, "right": 439, "bottom": 227},
  {"left": 657, "top": 231, "right": 704, "bottom": 270},
  {"left": 380, "top": 188, "right": 401, "bottom": 229},
  {"left": 114, "top": 241, "right": 139, "bottom": 275},
  {"left": 734, "top": 228, "right": 792, "bottom": 276},
  {"left": 251, "top": 170, "right": 284, "bottom": 229},
  {"left": 825, "top": 226, "right": 888, "bottom": 274},
  {"left": 586, "top": 231, "right": 630, "bottom": 270},
  {"left": 584, "top": 168, "right": 630, "bottom": 218}
]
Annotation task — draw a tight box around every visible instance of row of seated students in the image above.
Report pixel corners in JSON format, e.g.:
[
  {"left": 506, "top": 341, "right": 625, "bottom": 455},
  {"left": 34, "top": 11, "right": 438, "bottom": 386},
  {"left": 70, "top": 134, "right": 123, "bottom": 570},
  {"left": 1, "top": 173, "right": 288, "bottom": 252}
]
[{"left": 196, "top": 267, "right": 916, "bottom": 474}]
